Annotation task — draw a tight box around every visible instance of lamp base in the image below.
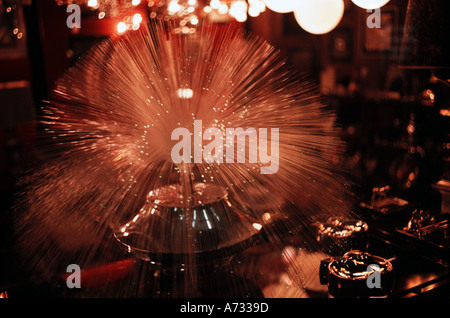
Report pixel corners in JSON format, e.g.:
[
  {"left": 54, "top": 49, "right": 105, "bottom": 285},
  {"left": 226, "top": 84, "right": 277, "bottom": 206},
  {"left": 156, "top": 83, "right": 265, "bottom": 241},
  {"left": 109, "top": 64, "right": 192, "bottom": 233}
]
[{"left": 113, "top": 183, "right": 262, "bottom": 262}]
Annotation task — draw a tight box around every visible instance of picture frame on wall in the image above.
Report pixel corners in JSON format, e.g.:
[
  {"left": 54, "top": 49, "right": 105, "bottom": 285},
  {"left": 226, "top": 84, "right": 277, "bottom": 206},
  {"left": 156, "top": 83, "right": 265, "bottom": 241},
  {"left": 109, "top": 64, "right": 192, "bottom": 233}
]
[
  {"left": 360, "top": 6, "right": 399, "bottom": 58},
  {"left": 0, "top": 4, "right": 28, "bottom": 59},
  {"left": 329, "top": 28, "right": 353, "bottom": 62},
  {"left": 288, "top": 47, "right": 317, "bottom": 76}
]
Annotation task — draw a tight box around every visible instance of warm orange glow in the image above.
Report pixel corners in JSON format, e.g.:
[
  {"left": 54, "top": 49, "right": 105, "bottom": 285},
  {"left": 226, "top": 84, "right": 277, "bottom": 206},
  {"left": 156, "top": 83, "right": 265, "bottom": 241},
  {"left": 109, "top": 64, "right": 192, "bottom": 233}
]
[
  {"left": 177, "top": 88, "right": 194, "bottom": 99},
  {"left": 250, "top": 0, "right": 266, "bottom": 13},
  {"left": 229, "top": 1, "right": 247, "bottom": 20},
  {"left": 168, "top": 0, "right": 182, "bottom": 14},
  {"left": 191, "top": 16, "right": 199, "bottom": 25},
  {"left": 88, "top": 0, "right": 98, "bottom": 8},
  {"left": 248, "top": 7, "right": 260, "bottom": 17},
  {"left": 440, "top": 109, "right": 450, "bottom": 117},
  {"left": 210, "top": 0, "right": 221, "bottom": 10},
  {"left": 294, "top": 0, "right": 344, "bottom": 35},
  {"left": 235, "top": 12, "right": 247, "bottom": 22},
  {"left": 117, "top": 22, "right": 127, "bottom": 34},
  {"left": 218, "top": 3, "right": 228, "bottom": 14},
  {"left": 352, "top": 0, "right": 390, "bottom": 9},
  {"left": 133, "top": 13, "right": 143, "bottom": 25},
  {"left": 264, "top": 0, "right": 300, "bottom": 13},
  {"left": 262, "top": 212, "right": 272, "bottom": 223}
]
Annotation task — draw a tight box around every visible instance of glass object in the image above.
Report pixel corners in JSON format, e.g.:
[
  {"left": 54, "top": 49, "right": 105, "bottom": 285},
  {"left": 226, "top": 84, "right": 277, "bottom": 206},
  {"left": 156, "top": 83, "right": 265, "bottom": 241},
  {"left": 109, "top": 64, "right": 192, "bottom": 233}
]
[
  {"left": 264, "top": 0, "right": 300, "bottom": 13},
  {"left": 351, "top": 0, "right": 390, "bottom": 10},
  {"left": 320, "top": 250, "right": 394, "bottom": 298},
  {"left": 294, "top": 0, "right": 344, "bottom": 35},
  {"left": 114, "top": 182, "right": 262, "bottom": 262},
  {"left": 315, "top": 216, "right": 369, "bottom": 256}
]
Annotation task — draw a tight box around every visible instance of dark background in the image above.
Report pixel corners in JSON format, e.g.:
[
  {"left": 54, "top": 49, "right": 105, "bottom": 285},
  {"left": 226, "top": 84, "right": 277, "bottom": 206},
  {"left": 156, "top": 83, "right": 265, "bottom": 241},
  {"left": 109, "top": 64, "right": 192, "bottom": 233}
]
[{"left": 0, "top": 0, "right": 449, "bottom": 297}]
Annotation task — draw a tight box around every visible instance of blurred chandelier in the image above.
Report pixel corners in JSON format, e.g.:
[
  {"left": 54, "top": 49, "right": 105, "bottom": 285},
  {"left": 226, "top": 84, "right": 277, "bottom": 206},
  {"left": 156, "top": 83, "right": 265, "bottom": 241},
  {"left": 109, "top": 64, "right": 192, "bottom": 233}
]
[{"left": 55, "top": 0, "right": 391, "bottom": 35}]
